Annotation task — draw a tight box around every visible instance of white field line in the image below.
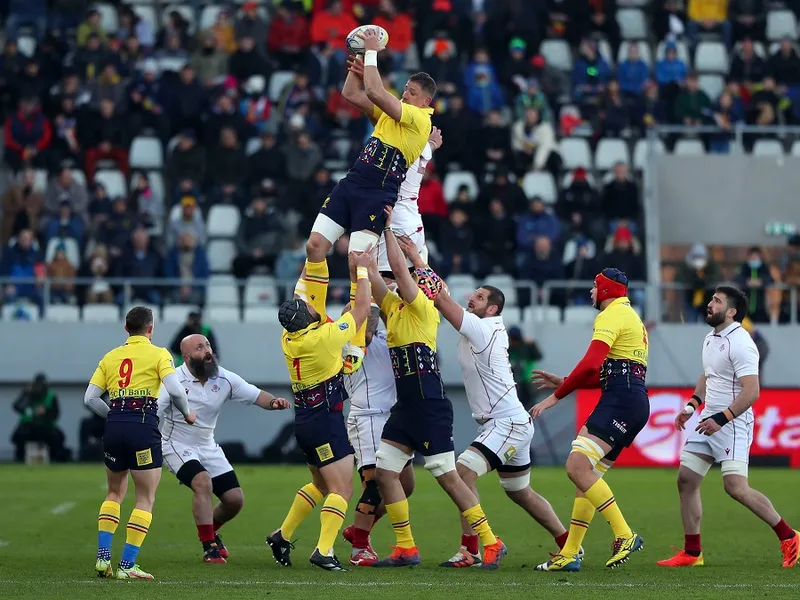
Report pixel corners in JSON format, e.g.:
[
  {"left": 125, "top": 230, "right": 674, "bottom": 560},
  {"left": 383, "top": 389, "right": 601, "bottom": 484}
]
[{"left": 50, "top": 502, "right": 76, "bottom": 515}]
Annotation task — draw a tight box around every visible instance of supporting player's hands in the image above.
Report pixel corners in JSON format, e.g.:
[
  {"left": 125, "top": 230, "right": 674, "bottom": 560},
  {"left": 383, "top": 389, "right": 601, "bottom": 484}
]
[
  {"left": 674, "top": 409, "right": 693, "bottom": 431},
  {"left": 361, "top": 27, "right": 382, "bottom": 52},
  {"left": 384, "top": 205, "right": 393, "bottom": 228},
  {"left": 347, "top": 54, "right": 364, "bottom": 78},
  {"left": 397, "top": 236, "right": 425, "bottom": 268},
  {"left": 531, "top": 370, "right": 564, "bottom": 390},
  {"left": 529, "top": 394, "right": 558, "bottom": 419},
  {"left": 351, "top": 244, "right": 376, "bottom": 270},
  {"left": 269, "top": 398, "right": 290, "bottom": 410},
  {"left": 429, "top": 126, "right": 443, "bottom": 151},
  {"left": 184, "top": 410, "right": 197, "bottom": 425},
  {"left": 695, "top": 417, "right": 721, "bottom": 436}
]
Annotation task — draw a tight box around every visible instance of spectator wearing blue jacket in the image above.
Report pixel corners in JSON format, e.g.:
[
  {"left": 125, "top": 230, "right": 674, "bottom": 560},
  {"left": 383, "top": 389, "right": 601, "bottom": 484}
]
[
  {"left": 165, "top": 230, "right": 210, "bottom": 305},
  {"left": 1, "top": 228, "right": 43, "bottom": 308},
  {"left": 517, "top": 236, "right": 565, "bottom": 305},
  {"left": 42, "top": 199, "right": 86, "bottom": 246},
  {"left": 617, "top": 43, "right": 650, "bottom": 96},
  {"left": 517, "top": 196, "right": 560, "bottom": 250},
  {"left": 464, "top": 48, "right": 505, "bottom": 115},
  {"left": 572, "top": 39, "right": 612, "bottom": 99},
  {"left": 655, "top": 41, "right": 688, "bottom": 86}
]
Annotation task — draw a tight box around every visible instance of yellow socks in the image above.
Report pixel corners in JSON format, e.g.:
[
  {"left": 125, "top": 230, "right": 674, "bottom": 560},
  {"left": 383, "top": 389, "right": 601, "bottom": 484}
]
[
  {"left": 561, "top": 497, "right": 595, "bottom": 557},
  {"left": 280, "top": 483, "right": 324, "bottom": 540},
  {"left": 120, "top": 508, "right": 151, "bottom": 568},
  {"left": 317, "top": 493, "right": 348, "bottom": 554},
  {"left": 584, "top": 479, "right": 632, "bottom": 539},
  {"left": 386, "top": 499, "right": 415, "bottom": 549},
  {"left": 96, "top": 500, "right": 120, "bottom": 560},
  {"left": 462, "top": 504, "right": 497, "bottom": 547}
]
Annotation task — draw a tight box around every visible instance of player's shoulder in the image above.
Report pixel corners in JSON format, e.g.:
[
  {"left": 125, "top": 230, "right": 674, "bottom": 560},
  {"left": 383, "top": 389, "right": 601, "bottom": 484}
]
[
  {"left": 216, "top": 365, "right": 243, "bottom": 383},
  {"left": 728, "top": 325, "right": 757, "bottom": 349}
]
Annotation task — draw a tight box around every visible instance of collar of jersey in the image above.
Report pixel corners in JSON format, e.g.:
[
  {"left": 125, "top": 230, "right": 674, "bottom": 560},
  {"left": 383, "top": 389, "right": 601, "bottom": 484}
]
[
  {"left": 712, "top": 322, "right": 741, "bottom": 337},
  {"left": 125, "top": 335, "right": 151, "bottom": 345},
  {"left": 285, "top": 320, "right": 322, "bottom": 338},
  {"left": 604, "top": 297, "right": 630, "bottom": 309}
]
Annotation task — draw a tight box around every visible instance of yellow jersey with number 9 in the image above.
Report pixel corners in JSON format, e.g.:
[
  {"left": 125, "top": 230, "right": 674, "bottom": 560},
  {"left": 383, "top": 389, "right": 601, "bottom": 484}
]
[{"left": 591, "top": 297, "right": 648, "bottom": 366}]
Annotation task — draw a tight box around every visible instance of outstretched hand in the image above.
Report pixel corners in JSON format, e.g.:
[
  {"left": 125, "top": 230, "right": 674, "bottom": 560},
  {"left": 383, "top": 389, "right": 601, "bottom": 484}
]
[
  {"left": 361, "top": 27, "right": 382, "bottom": 52},
  {"left": 347, "top": 54, "right": 364, "bottom": 78},
  {"left": 531, "top": 370, "right": 564, "bottom": 390}
]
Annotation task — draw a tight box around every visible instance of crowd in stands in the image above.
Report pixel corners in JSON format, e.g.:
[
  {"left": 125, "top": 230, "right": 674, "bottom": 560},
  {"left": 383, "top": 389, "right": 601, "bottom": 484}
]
[{"left": 0, "top": 0, "right": 798, "bottom": 320}]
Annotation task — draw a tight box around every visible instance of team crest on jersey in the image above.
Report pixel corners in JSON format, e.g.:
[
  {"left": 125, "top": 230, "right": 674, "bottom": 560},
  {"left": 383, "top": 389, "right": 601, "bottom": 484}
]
[
  {"left": 720, "top": 344, "right": 726, "bottom": 352},
  {"left": 185, "top": 388, "right": 189, "bottom": 395},
  {"left": 339, "top": 322, "right": 350, "bottom": 330},
  {"left": 211, "top": 384, "right": 219, "bottom": 393}
]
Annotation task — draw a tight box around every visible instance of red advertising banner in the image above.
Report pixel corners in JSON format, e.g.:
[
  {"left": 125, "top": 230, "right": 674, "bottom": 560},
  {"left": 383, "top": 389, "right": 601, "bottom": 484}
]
[{"left": 576, "top": 389, "right": 800, "bottom": 467}]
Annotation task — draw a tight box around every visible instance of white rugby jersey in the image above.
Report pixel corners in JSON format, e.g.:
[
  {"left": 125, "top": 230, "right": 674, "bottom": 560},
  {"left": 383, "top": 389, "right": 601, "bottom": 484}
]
[
  {"left": 701, "top": 322, "right": 759, "bottom": 417},
  {"left": 457, "top": 310, "right": 527, "bottom": 421},
  {"left": 392, "top": 143, "right": 432, "bottom": 234},
  {"left": 159, "top": 364, "right": 260, "bottom": 445},
  {"left": 345, "top": 331, "right": 396, "bottom": 417}
]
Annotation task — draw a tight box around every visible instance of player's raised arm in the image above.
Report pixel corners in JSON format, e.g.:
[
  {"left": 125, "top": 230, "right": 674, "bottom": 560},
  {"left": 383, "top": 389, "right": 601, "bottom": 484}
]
[
  {"left": 349, "top": 247, "right": 374, "bottom": 330},
  {"left": 433, "top": 287, "right": 465, "bottom": 331},
  {"left": 367, "top": 252, "right": 390, "bottom": 307},
  {"left": 361, "top": 28, "right": 403, "bottom": 121},
  {"left": 343, "top": 56, "right": 378, "bottom": 125},
  {"left": 384, "top": 210, "right": 418, "bottom": 303}
]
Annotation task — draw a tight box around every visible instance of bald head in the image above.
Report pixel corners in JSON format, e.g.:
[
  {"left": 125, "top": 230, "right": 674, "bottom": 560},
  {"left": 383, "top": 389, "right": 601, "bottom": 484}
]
[{"left": 181, "top": 334, "right": 218, "bottom": 380}]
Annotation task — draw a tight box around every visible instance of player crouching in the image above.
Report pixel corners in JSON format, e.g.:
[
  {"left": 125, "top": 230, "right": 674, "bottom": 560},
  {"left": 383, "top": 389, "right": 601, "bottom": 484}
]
[{"left": 159, "top": 334, "right": 289, "bottom": 563}]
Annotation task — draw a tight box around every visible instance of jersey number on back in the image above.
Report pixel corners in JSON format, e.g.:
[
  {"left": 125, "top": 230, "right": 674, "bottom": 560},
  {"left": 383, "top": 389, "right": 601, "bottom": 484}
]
[
  {"left": 118, "top": 358, "right": 134, "bottom": 388},
  {"left": 292, "top": 358, "right": 301, "bottom": 381}
]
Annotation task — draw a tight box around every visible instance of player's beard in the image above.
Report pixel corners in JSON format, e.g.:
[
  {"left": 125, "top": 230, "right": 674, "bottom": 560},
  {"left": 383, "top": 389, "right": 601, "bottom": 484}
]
[
  {"left": 705, "top": 310, "right": 725, "bottom": 326},
  {"left": 189, "top": 354, "right": 219, "bottom": 379}
]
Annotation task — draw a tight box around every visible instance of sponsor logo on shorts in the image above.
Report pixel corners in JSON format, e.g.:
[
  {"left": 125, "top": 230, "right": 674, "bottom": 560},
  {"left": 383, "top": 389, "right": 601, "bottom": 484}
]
[
  {"left": 503, "top": 446, "right": 517, "bottom": 461},
  {"left": 725, "top": 447, "right": 730, "bottom": 455},
  {"left": 316, "top": 443, "right": 334, "bottom": 462},
  {"left": 612, "top": 419, "right": 628, "bottom": 434},
  {"left": 136, "top": 448, "right": 153, "bottom": 467},
  {"left": 182, "top": 449, "right": 193, "bottom": 457},
  {"left": 322, "top": 197, "right": 330, "bottom": 209},
  {"left": 423, "top": 441, "right": 430, "bottom": 449},
  {"left": 104, "top": 453, "right": 116, "bottom": 462},
  {"left": 369, "top": 215, "right": 376, "bottom": 222}
]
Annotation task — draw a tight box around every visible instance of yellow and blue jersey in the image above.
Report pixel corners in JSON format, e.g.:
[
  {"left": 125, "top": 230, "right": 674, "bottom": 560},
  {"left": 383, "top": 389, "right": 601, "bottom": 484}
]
[
  {"left": 591, "top": 297, "right": 648, "bottom": 388},
  {"left": 90, "top": 336, "right": 175, "bottom": 423}
]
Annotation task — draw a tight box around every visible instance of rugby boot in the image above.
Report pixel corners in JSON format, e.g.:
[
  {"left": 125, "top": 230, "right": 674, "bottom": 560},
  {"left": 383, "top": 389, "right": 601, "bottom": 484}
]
[
  {"left": 310, "top": 549, "right": 348, "bottom": 571},
  {"left": 372, "top": 545, "right": 421, "bottom": 567},
  {"left": 115, "top": 564, "right": 154, "bottom": 579},
  {"left": 781, "top": 531, "right": 800, "bottom": 568},
  {"left": 203, "top": 543, "right": 227, "bottom": 564},
  {"left": 550, "top": 545, "right": 586, "bottom": 560},
  {"left": 535, "top": 553, "right": 582, "bottom": 572},
  {"left": 479, "top": 539, "right": 507, "bottom": 570},
  {"left": 343, "top": 525, "right": 377, "bottom": 557},
  {"left": 214, "top": 534, "right": 229, "bottom": 559},
  {"left": 350, "top": 547, "right": 379, "bottom": 566},
  {"left": 439, "top": 546, "right": 482, "bottom": 568},
  {"left": 95, "top": 558, "right": 113, "bottom": 578},
  {"left": 606, "top": 532, "right": 644, "bottom": 568},
  {"left": 266, "top": 531, "right": 295, "bottom": 567},
  {"left": 657, "top": 549, "right": 704, "bottom": 567}
]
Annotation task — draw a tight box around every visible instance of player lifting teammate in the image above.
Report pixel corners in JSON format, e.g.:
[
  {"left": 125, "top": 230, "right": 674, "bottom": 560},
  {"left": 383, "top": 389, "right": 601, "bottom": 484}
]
[
  {"left": 365, "top": 207, "right": 507, "bottom": 569},
  {"left": 532, "top": 269, "right": 648, "bottom": 572},
  {"left": 267, "top": 250, "right": 373, "bottom": 571},
  {"left": 658, "top": 286, "right": 799, "bottom": 568},
  {"left": 159, "top": 334, "right": 290, "bottom": 563},
  {"left": 84, "top": 306, "right": 195, "bottom": 579}
]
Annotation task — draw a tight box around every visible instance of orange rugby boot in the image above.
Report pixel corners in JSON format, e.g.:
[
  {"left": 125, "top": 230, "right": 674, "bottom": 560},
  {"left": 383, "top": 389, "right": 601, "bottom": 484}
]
[
  {"left": 657, "top": 549, "right": 704, "bottom": 567},
  {"left": 780, "top": 531, "right": 800, "bottom": 568}
]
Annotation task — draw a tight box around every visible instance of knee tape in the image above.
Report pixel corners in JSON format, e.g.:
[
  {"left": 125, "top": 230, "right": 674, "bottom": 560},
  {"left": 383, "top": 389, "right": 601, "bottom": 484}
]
[
  {"left": 721, "top": 460, "right": 748, "bottom": 478},
  {"left": 356, "top": 479, "right": 382, "bottom": 514},
  {"left": 680, "top": 451, "right": 712, "bottom": 477},
  {"left": 349, "top": 230, "right": 379, "bottom": 253},
  {"left": 499, "top": 472, "right": 530, "bottom": 492},
  {"left": 376, "top": 442, "right": 413, "bottom": 474},
  {"left": 570, "top": 436, "right": 605, "bottom": 468},
  {"left": 311, "top": 213, "right": 346, "bottom": 245},
  {"left": 593, "top": 460, "right": 611, "bottom": 478},
  {"left": 424, "top": 452, "right": 456, "bottom": 477},
  {"left": 457, "top": 449, "right": 489, "bottom": 477}
]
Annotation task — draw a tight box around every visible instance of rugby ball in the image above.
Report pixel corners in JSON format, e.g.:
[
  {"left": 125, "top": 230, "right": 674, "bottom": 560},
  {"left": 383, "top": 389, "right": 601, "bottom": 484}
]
[{"left": 346, "top": 25, "right": 389, "bottom": 54}]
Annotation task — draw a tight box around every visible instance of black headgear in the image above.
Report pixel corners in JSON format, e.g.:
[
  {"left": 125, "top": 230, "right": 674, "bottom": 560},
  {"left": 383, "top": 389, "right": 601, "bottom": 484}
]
[{"left": 278, "top": 299, "right": 317, "bottom": 332}]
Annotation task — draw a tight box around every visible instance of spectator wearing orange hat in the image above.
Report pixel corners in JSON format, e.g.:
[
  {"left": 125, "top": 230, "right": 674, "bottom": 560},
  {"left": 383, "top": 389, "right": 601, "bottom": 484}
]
[
  {"left": 421, "top": 37, "right": 462, "bottom": 96},
  {"left": 373, "top": 0, "right": 413, "bottom": 71}
]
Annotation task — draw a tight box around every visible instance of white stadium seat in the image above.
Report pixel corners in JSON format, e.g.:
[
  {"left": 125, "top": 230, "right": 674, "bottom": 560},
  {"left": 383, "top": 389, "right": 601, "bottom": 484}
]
[
  {"left": 95, "top": 170, "right": 127, "bottom": 198},
  {"left": 594, "top": 138, "right": 630, "bottom": 170},
  {"left": 673, "top": 139, "right": 706, "bottom": 156},
  {"left": 445, "top": 274, "right": 476, "bottom": 304},
  {"left": 521, "top": 172, "right": 556, "bottom": 204},
  {"left": 502, "top": 307, "right": 522, "bottom": 327},
  {"left": 82, "top": 304, "right": 121, "bottom": 323},
  {"left": 244, "top": 306, "right": 279, "bottom": 324},
  {"left": 522, "top": 305, "right": 561, "bottom": 324},
  {"left": 597, "top": 39, "right": 615, "bottom": 67},
  {"left": 752, "top": 139, "right": 784, "bottom": 156},
  {"left": 633, "top": 138, "right": 665, "bottom": 170},
  {"left": 2, "top": 303, "right": 39, "bottom": 321},
  {"left": 147, "top": 171, "right": 165, "bottom": 203},
  {"left": 767, "top": 10, "right": 797, "bottom": 41},
  {"left": 163, "top": 304, "right": 197, "bottom": 322},
  {"left": 443, "top": 171, "right": 479, "bottom": 202},
  {"left": 129, "top": 136, "right": 164, "bottom": 169},
  {"left": 559, "top": 137, "right": 593, "bottom": 169},
  {"left": 245, "top": 138, "right": 262, "bottom": 155},
  {"left": 206, "top": 275, "right": 238, "bottom": 305},
  {"left": 484, "top": 274, "right": 517, "bottom": 306},
  {"left": 791, "top": 140, "right": 800, "bottom": 156},
  {"left": 207, "top": 240, "right": 235, "bottom": 273},
  {"left": 269, "top": 71, "right": 295, "bottom": 102},
  {"left": 71, "top": 169, "right": 86, "bottom": 187},
  {"left": 132, "top": 6, "right": 158, "bottom": 32},
  {"left": 17, "top": 35, "right": 36, "bottom": 57},
  {"left": 206, "top": 306, "right": 240, "bottom": 323},
  {"left": 698, "top": 74, "right": 724, "bottom": 100},
  {"left": 207, "top": 205, "right": 241, "bottom": 238},
  {"left": 694, "top": 42, "right": 728, "bottom": 73},
  {"left": 200, "top": 5, "right": 223, "bottom": 30},
  {"left": 158, "top": 57, "right": 188, "bottom": 73},
  {"left": 96, "top": 3, "right": 119, "bottom": 33},
  {"left": 616, "top": 9, "right": 647, "bottom": 39},
  {"left": 244, "top": 276, "right": 279, "bottom": 306},
  {"left": 33, "top": 169, "right": 48, "bottom": 192},
  {"left": 540, "top": 39, "right": 573, "bottom": 71},
  {"left": 564, "top": 305, "right": 598, "bottom": 324},
  {"left": 45, "top": 305, "right": 80, "bottom": 322},
  {"left": 617, "top": 40, "right": 653, "bottom": 68},
  {"left": 733, "top": 40, "right": 766, "bottom": 59},
  {"left": 656, "top": 40, "right": 690, "bottom": 65}
]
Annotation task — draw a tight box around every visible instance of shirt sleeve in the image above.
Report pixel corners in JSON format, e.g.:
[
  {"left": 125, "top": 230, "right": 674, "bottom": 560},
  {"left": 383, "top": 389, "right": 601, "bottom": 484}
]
[
  {"left": 225, "top": 370, "right": 261, "bottom": 405},
  {"left": 89, "top": 360, "right": 106, "bottom": 390},
  {"left": 404, "top": 288, "right": 431, "bottom": 319},
  {"left": 591, "top": 310, "right": 621, "bottom": 348},
  {"left": 400, "top": 104, "right": 426, "bottom": 133},
  {"left": 372, "top": 105, "right": 384, "bottom": 120},
  {"left": 458, "top": 309, "right": 492, "bottom": 350},
  {"left": 157, "top": 347, "right": 177, "bottom": 380},
  {"left": 731, "top": 335, "right": 760, "bottom": 379},
  {"left": 321, "top": 312, "right": 358, "bottom": 355}
]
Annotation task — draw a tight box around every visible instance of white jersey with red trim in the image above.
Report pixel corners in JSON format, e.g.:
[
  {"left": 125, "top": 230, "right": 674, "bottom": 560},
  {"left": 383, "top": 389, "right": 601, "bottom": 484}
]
[
  {"left": 344, "top": 331, "right": 396, "bottom": 416},
  {"left": 392, "top": 142, "right": 432, "bottom": 235}
]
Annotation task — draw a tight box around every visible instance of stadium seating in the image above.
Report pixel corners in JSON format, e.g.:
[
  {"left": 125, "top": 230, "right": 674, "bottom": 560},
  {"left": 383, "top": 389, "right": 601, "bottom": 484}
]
[
  {"left": 752, "top": 139, "right": 784, "bottom": 157},
  {"left": 207, "top": 240, "right": 236, "bottom": 273},
  {"left": 564, "top": 305, "right": 598, "bottom": 324},
  {"left": 694, "top": 42, "right": 728, "bottom": 73},
  {"left": 94, "top": 170, "right": 127, "bottom": 198},
  {"left": 82, "top": 304, "right": 121, "bottom": 323},
  {"left": 44, "top": 305, "right": 81, "bottom": 322},
  {"left": 244, "top": 306, "right": 279, "bottom": 323},
  {"left": 206, "top": 306, "right": 241, "bottom": 322},
  {"left": 244, "top": 276, "right": 279, "bottom": 307},
  {"left": 767, "top": 10, "right": 797, "bottom": 41},
  {"left": 633, "top": 138, "right": 665, "bottom": 171},
  {"left": 618, "top": 40, "right": 652, "bottom": 67},
  {"left": 616, "top": 9, "right": 647, "bottom": 39},
  {"left": 539, "top": 39, "right": 573, "bottom": 71},
  {"left": 559, "top": 138, "right": 593, "bottom": 169},
  {"left": 443, "top": 171, "right": 479, "bottom": 202},
  {"left": 521, "top": 172, "right": 556, "bottom": 203},
  {"left": 163, "top": 304, "right": 198, "bottom": 323},
  {"left": 674, "top": 139, "right": 706, "bottom": 156},
  {"left": 130, "top": 137, "right": 164, "bottom": 170},
  {"left": 207, "top": 276, "right": 238, "bottom": 306},
  {"left": 207, "top": 205, "right": 241, "bottom": 238},
  {"left": 594, "top": 139, "right": 630, "bottom": 170}
]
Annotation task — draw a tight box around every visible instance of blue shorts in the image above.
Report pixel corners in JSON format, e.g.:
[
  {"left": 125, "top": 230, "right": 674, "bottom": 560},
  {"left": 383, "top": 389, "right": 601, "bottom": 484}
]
[
  {"left": 103, "top": 419, "right": 162, "bottom": 472},
  {"left": 320, "top": 176, "right": 397, "bottom": 235},
  {"left": 294, "top": 411, "right": 354, "bottom": 468},
  {"left": 381, "top": 397, "right": 454, "bottom": 456},
  {"left": 585, "top": 384, "right": 650, "bottom": 460}
]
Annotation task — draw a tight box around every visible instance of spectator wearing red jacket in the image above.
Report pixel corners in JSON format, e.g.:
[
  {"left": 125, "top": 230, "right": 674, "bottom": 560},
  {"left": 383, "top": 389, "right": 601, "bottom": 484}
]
[
  {"left": 4, "top": 96, "right": 52, "bottom": 172},
  {"left": 417, "top": 167, "right": 448, "bottom": 244},
  {"left": 267, "top": 2, "right": 311, "bottom": 70},
  {"left": 373, "top": 0, "right": 414, "bottom": 70},
  {"left": 310, "top": 0, "right": 357, "bottom": 60}
]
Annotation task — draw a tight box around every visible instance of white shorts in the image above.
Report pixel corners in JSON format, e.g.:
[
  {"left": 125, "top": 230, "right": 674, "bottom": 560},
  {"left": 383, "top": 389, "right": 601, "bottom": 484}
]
[
  {"left": 472, "top": 415, "right": 534, "bottom": 471},
  {"left": 346, "top": 413, "right": 389, "bottom": 470},
  {"left": 377, "top": 226, "right": 427, "bottom": 272},
  {"left": 163, "top": 440, "right": 234, "bottom": 479},
  {"left": 682, "top": 414, "right": 755, "bottom": 464}
]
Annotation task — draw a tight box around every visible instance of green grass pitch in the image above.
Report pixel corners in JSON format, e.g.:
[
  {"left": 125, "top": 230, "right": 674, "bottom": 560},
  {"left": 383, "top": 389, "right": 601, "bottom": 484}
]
[{"left": 1, "top": 465, "right": 799, "bottom": 599}]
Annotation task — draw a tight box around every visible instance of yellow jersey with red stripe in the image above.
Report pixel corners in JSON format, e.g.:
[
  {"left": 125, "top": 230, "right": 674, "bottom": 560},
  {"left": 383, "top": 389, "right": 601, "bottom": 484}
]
[{"left": 592, "top": 297, "right": 648, "bottom": 366}]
